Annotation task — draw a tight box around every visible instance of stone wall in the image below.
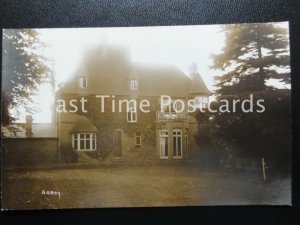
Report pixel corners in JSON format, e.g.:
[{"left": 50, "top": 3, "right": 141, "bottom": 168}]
[{"left": 2, "top": 138, "right": 58, "bottom": 168}]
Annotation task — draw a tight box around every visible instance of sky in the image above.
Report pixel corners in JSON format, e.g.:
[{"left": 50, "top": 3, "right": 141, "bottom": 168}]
[
  {"left": 14, "top": 23, "right": 289, "bottom": 123},
  {"left": 39, "top": 25, "right": 225, "bottom": 86},
  {"left": 31, "top": 24, "right": 225, "bottom": 123}
]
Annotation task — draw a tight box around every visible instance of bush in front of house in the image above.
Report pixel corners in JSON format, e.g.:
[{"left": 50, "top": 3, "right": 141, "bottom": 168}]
[{"left": 59, "top": 144, "right": 79, "bottom": 163}]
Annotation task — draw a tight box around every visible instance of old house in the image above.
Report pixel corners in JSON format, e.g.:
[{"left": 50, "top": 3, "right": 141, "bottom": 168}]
[{"left": 57, "top": 44, "right": 211, "bottom": 162}]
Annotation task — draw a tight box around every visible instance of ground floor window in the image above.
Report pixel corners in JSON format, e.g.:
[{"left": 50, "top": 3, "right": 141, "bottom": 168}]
[
  {"left": 159, "top": 129, "right": 184, "bottom": 159},
  {"left": 160, "top": 130, "right": 169, "bottom": 159},
  {"left": 72, "top": 133, "right": 96, "bottom": 151},
  {"left": 173, "top": 129, "right": 182, "bottom": 158},
  {"left": 135, "top": 133, "right": 141, "bottom": 146}
]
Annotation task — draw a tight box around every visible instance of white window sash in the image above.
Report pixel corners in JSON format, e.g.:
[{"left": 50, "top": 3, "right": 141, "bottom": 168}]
[
  {"left": 195, "top": 96, "right": 208, "bottom": 108},
  {"left": 160, "top": 130, "right": 169, "bottom": 159},
  {"left": 173, "top": 129, "right": 183, "bottom": 159},
  {"left": 127, "top": 106, "right": 137, "bottom": 122},
  {"left": 79, "top": 77, "right": 88, "bottom": 88},
  {"left": 130, "top": 80, "right": 138, "bottom": 90},
  {"left": 72, "top": 133, "right": 96, "bottom": 151}
]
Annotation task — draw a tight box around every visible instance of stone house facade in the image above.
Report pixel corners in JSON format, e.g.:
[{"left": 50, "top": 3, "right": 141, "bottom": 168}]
[{"left": 57, "top": 45, "right": 211, "bottom": 162}]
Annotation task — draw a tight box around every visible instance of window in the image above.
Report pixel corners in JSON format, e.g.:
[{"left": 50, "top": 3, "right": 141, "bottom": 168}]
[
  {"left": 130, "top": 80, "right": 138, "bottom": 90},
  {"left": 162, "top": 100, "right": 176, "bottom": 113},
  {"left": 164, "top": 100, "right": 185, "bottom": 113},
  {"left": 173, "top": 129, "right": 182, "bottom": 158},
  {"left": 79, "top": 77, "right": 88, "bottom": 88},
  {"left": 160, "top": 130, "right": 169, "bottom": 159},
  {"left": 195, "top": 96, "right": 208, "bottom": 108},
  {"left": 72, "top": 133, "right": 96, "bottom": 151},
  {"left": 135, "top": 133, "right": 141, "bottom": 146},
  {"left": 127, "top": 104, "right": 137, "bottom": 123},
  {"left": 161, "top": 100, "right": 182, "bottom": 120}
]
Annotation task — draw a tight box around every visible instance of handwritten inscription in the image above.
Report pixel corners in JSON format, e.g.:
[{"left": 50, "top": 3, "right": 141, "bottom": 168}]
[{"left": 42, "top": 190, "right": 62, "bottom": 198}]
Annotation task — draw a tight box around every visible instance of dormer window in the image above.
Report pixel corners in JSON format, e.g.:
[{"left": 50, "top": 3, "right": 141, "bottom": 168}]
[
  {"left": 79, "top": 77, "right": 88, "bottom": 89},
  {"left": 130, "top": 80, "right": 138, "bottom": 90}
]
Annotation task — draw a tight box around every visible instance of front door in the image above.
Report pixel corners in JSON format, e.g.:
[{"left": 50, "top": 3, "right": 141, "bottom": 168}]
[{"left": 113, "top": 131, "right": 122, "bottom": 159}]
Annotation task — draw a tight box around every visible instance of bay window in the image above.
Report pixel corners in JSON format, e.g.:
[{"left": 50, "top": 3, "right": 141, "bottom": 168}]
[{"left": 72, "top": 133, "right": 96, "bottom": 151}]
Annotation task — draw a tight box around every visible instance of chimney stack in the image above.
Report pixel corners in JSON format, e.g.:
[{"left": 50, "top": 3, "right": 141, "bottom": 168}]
[
  {"left": 25, "top": 115, "right": 33, "bottom": 137},
  {"left": 189, "top": 63, "right": 198, "bottom": 79}
]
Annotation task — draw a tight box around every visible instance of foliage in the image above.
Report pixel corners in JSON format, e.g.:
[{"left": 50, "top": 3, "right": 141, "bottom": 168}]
[
  {"left": 62, "top": 95, "right": 157, "bottom": 156},
  {"left": 59, "top": 143, "right": 79, "bottom": 163},
  {"left": 212, "top": 23, "right": 290, "bottom": 95},
  {"left": 2, "top": 29, "right": 50, "bottom": 124},
  {"left": 197, "top": 23, "right": 291, "bottom": 166}
]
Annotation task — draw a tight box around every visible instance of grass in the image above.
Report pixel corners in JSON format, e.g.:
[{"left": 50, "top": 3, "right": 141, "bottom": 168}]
[{"left": 1, "top": 165, "right": 291, "bottom": 210}]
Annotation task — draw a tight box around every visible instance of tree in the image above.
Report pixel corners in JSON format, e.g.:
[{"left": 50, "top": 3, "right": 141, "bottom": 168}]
[
  {"left": 212, "top": 23, "right": 290, "bottom": 95},
  {"left": 2, "top": 29, "right": 50, "bottom": 124},
  {"left": 196, "top": 23, "right": 291, "bottom": 168}
]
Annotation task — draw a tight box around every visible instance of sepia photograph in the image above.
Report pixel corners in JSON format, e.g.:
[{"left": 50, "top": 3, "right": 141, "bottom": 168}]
[{"left": 1, "top": 22, "right": 291, "bottom": 210}]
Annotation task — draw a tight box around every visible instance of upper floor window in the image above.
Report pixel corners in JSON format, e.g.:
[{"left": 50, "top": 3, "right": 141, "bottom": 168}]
[
  {"left": 79, "top": 77, "right": 88, "bottom": 89},
  {"left": 162, "top": 100, "right": 184, "bottom": 114},
  {"left": 127, "top": 104, "right": 137, "bottom": 123},
  {"left": 130, "top": 80, "right": 138, "bottom": 90},
  {"left": 195, "top": 96, "right": 208, "bottom": 108}
]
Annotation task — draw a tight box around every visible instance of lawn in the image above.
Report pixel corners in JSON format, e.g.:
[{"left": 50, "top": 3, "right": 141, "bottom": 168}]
[{"left": 1, "top": 165, "right": 291, "bottom": 210}]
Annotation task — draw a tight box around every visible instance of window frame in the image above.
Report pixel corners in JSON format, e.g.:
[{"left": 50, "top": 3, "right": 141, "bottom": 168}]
[
  {"left": 127, "top": 105, "right": 137, "bottom": 123},
  {"left": 159, "top": 129, "right": 169, "bottom": 159},
  {"left": 72, "top": 132, "right": 96, "bottom": 151},
  {"left": 161, "top": 100, "right": 182, "bottom": 120},
  {"left": 130, "top": 79, "right": 138, "bottom": 90},
  {"left": 195, "top": 96, "right": 208, "bottom": 109},
  {"left": 135, "top": 134, "right": 141, "bottom": 146},
  {"left": 172, "top": 129, "right": 183, "bottom": 159},
  {"left": 79, "top": 77, "right": 88, "bottom": 89}
]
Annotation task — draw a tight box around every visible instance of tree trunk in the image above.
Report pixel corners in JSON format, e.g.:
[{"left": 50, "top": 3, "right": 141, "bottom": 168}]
[{"left": 256, "top": 30, "right": 266, "bottom": 90}]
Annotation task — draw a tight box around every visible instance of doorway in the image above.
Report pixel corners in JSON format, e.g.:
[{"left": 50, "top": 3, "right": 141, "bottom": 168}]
[{"left": 113, "top": 130, "right": 122, "bottom": 160}]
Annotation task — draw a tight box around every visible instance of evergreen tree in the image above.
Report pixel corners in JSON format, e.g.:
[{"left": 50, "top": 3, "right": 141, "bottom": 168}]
[
  {"left": 212, "top": 23, "right": 290, "bottom": 95},
  {"left": 196, "top": 23, "right": 291, "bottom": 168},
  {"left": 2, "top": 29, "right": 50, "bottom": 124}
]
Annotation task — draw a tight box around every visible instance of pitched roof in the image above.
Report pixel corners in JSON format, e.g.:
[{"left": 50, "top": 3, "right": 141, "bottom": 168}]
[
  {"left": 135, "top": 63, "right": 191, "bottom": 97},
  {"left": 71, "top": 117, "right": 98, "bottom": 133},
  {"left": 189, "top": 73, "right": 212, "bottom": 95},
  {"left": 59, "top": 112, "right": 98, "bottom": 133},
  {"left": 59, "top": 44, "right": 211, "bottom": 97}
]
